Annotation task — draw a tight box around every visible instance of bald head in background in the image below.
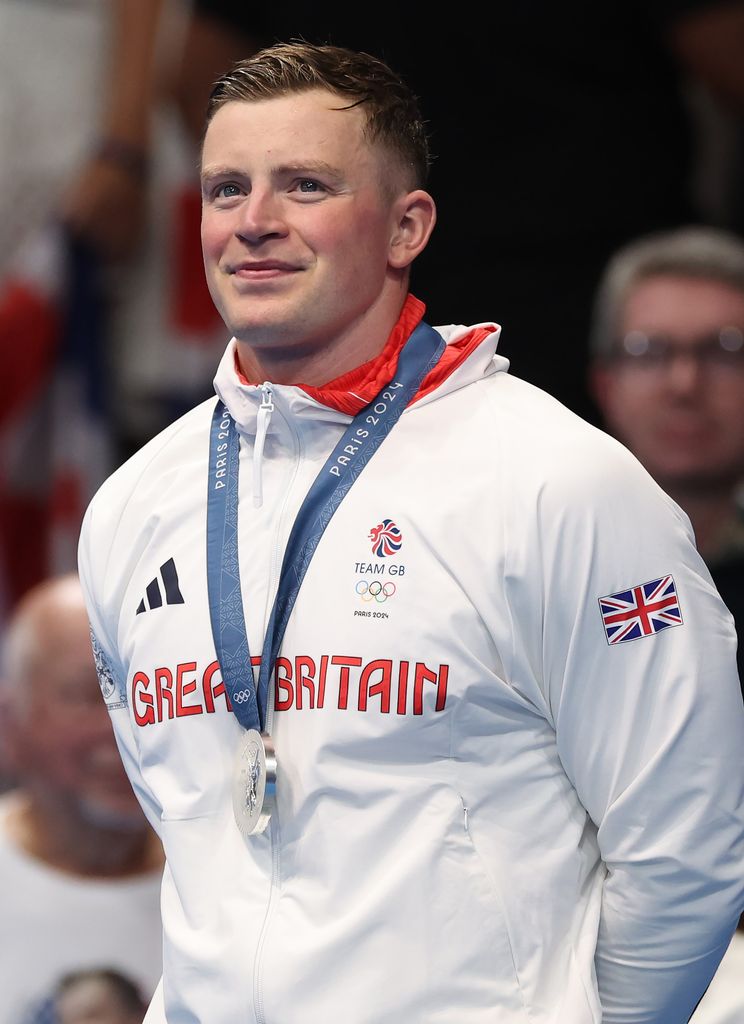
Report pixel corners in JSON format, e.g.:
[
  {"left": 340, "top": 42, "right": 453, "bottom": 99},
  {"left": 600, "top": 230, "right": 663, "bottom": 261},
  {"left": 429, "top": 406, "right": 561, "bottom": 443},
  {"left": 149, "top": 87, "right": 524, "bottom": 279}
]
[
  {"left": 55, "top": 969, "right": 148, "bottom": 1024},
  {"left": 0, "top": 573, "right": 162, "bottom": 875}
]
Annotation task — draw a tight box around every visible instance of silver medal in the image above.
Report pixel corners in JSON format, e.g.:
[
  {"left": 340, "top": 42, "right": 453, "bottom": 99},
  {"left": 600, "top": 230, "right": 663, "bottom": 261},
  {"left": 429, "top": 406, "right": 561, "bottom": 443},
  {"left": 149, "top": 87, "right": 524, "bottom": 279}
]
[{"left": 232, "top": 730, "right": 277, "bottom": 837}]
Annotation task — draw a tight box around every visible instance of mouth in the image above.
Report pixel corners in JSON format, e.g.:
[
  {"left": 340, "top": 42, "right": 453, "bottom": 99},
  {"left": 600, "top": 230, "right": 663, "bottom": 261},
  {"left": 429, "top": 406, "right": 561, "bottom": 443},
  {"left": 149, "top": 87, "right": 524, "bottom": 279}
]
[
  {"left": 229, "top": 261, "right": 300, "bottom": 279},
  {"left": 656, "top": 417, "right": 713, "bottom": 445}
]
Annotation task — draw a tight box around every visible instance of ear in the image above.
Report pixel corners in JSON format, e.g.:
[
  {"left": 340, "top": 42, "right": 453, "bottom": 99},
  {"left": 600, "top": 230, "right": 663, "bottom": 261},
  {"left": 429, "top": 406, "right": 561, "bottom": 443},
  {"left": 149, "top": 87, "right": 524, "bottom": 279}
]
[{"left": 388, "top": 190, "right": 436, "bottom": 270}]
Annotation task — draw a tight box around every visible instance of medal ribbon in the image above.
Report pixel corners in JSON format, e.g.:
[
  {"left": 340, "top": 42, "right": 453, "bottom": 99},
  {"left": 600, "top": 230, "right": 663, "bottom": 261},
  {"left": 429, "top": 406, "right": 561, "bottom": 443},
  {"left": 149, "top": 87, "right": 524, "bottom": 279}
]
[{"left": 206, "top": 321, "right": 445, "bottom": 732}]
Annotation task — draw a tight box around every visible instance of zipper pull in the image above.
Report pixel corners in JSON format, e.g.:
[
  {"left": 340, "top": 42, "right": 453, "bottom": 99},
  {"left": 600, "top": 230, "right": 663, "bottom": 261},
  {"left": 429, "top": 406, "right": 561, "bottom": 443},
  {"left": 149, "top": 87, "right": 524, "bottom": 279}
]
[
  {"left": 259, "top": 383, "right": 274, "bottom": 414},
  {"left": 253, "top": 383, "right": 274, "bottom": 508}
]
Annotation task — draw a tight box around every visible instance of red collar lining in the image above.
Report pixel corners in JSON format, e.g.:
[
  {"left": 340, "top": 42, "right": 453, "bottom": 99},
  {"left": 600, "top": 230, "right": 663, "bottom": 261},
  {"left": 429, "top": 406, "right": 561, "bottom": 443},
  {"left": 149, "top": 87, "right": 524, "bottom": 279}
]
[{"left": 234, "top": 294, "right": 492, "bottom": 414}]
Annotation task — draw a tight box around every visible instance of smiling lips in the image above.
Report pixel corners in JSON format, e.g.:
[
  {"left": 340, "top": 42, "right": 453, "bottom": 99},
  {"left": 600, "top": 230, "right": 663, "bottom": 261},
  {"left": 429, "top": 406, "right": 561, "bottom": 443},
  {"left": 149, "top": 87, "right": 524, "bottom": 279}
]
[{"left": 229, "top": 260, "right": 301, "bottom": 279}]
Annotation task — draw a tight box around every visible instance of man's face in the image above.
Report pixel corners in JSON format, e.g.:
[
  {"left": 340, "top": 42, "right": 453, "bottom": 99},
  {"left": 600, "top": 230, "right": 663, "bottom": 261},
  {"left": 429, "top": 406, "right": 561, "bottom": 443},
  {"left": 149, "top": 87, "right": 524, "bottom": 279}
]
[
  {"left": 6, "top": 602, "right": 142, "bottom": 826},
  {"left": 200, "top": 88, "right": 408, "bottom": 364},
  {"left": 591, "top": 274, "right": 744, "bottom": 491}
]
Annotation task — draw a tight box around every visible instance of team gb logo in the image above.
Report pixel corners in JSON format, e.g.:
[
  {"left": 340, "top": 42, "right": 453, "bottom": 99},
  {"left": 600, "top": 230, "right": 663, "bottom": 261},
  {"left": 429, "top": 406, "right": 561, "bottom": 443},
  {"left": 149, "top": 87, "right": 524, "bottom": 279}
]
[{"left": 369, "top": 519, "right": 403, "bottom": 557}]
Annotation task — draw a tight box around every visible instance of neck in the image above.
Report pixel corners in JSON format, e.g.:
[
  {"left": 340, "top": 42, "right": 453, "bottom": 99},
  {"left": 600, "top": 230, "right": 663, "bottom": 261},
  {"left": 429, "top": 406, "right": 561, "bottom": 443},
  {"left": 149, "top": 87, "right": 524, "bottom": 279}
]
[
  {"left": 235, "top": 282, "right": 409, "bottom": 386},
  {"left": 7, "top": 791, "right": 162, "bottom": 878},
  {"left": 663, "top": 484, "right": 741, "bottom": 560}
]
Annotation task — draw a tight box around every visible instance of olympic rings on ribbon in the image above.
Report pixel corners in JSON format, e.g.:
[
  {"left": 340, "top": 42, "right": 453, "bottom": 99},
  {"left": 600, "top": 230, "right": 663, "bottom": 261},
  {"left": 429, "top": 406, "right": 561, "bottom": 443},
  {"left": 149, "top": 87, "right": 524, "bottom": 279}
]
[
  {"left": 355, "top": 580, "right": 396, "bottom": 602},
  {"left": 232, "top": 690, "right": 254, "bottom": 704}
]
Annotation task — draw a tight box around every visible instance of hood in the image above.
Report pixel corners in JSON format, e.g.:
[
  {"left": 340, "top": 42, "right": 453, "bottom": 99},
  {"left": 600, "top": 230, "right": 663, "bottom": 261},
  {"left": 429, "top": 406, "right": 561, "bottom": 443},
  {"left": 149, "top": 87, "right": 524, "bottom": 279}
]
[{"left": 213, "top": 294, "right": 507, "bottom": 436}]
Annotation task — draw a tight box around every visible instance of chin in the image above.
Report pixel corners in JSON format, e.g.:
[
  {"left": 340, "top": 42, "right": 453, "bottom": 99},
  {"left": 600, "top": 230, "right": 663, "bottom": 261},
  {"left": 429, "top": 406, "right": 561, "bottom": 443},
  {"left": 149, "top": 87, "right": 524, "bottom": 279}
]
[{"left": 230, "top": 310, "right": 294, "bottom": 338}]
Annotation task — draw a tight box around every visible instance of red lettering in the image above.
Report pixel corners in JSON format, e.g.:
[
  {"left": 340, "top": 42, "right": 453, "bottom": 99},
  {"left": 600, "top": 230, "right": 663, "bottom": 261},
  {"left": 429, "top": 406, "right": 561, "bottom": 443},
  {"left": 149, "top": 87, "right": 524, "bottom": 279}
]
[
  {"left": 295, "top": 655, "right": 316, "bottom": 710},
  {"left": 317, "top": 655, "right": 328, "bottom": 708},
  {"left": 202, "top": 660, "right": 232, "bottom": 714},
  {"left": 359, "top": 659, "right": 392, "bottom": 713},
  {"left": 132, "top": 671, "right": 155, "bottom": 726},
  {"left": 176, "top": 662, "right": 202, "bottom": 717},
  {"left": 413, "top": 662, "right": 449, "bottom": 715},
  {"left": 275, "top": 657, "right": 293, "bottom": 711},
  {"left": 155, "top": 667, "right": 175, "bottom": 720},
  {"left": 131, "top": 655, "right": 449, "bottom": 725},
  {"left": 434, "top": 664, "right": 449, "bottom": 711},
  {"left": 396, "top": 660, "right": 409, "bottom": 716},
  {"left": 331, "top": 655, "right": 362, "bottom": 709}
]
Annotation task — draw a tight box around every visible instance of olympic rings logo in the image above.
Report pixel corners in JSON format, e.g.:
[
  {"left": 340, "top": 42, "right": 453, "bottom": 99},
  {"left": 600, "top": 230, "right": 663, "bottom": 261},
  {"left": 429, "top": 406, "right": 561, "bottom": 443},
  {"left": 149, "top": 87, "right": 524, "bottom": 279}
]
[
  {"left": 355, "top": 580, "right": 396, "bottom": 602},
  {"left": 232, "top": 689, "right": 254, "bottom": 704}
]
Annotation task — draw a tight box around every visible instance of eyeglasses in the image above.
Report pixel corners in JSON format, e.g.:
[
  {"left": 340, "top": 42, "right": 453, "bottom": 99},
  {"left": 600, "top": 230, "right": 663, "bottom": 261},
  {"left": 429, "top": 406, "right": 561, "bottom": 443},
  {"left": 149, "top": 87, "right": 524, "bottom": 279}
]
[{"left": 608, "top": 326, "right": 744, "bottom": 373}]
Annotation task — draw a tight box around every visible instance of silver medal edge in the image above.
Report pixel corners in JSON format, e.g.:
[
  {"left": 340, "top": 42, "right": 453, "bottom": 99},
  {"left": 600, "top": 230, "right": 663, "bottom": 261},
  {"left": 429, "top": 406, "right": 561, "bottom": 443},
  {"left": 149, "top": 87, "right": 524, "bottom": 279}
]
[{"left": 233, "top": 730, "right": 277, "bottom": 837}]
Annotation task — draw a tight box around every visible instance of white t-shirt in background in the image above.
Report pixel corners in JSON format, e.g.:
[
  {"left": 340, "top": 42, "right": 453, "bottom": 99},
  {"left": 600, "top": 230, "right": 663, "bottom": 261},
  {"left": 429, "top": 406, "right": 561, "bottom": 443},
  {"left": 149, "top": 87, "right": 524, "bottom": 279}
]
[{"left": 0, "top": 793, "right": 163, "bottom": 1024}]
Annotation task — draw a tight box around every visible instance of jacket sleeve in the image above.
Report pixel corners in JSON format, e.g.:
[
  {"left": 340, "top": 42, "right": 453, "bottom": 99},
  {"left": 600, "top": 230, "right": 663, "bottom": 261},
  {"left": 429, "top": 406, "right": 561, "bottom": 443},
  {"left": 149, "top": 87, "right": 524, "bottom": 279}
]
[
  {"left": 78, "top": 496, "right": 164, "bottom": 836},
  {"left": 535, "top": 438, "right": 744, "bottom": 1023}
]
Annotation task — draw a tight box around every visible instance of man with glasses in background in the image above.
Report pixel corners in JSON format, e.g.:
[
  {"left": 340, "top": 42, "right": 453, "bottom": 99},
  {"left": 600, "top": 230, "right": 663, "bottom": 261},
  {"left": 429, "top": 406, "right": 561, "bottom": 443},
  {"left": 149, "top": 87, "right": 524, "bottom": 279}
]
[
  {"left": 590, "top": 225, "right": 744, "bottom": 1020},
  {"left": 590, "top": 225, "right": 744, "bottom": 687}
]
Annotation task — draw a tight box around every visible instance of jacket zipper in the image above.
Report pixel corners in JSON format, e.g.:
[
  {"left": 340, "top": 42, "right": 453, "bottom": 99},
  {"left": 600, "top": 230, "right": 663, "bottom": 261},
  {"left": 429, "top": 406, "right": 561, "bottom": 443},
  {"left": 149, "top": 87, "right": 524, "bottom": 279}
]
[
  {"left": 252, "top": 395, "right": 303, "bottom": 1024},
  {"left": 253, "top": 383, "right": 275, "bottom": 508}
]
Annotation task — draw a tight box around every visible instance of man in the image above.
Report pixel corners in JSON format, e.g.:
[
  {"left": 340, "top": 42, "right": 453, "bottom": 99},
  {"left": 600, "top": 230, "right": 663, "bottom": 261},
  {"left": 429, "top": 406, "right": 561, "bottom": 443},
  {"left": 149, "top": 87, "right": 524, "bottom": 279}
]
[
  {"left": 176, "top": 1, "right": 744, "bottom": 424},
  {"left": 0, "top": 574, "right": 163, "bottom": 1023},
  {"left": 78, "top": 42, "right": 744, "bottom": 1023},
  {"left": 589, "top": 225, "right": 744, "bottom": 1022},
  {"left": 589, "top": 225, "right": 744, "bottom": 685}
]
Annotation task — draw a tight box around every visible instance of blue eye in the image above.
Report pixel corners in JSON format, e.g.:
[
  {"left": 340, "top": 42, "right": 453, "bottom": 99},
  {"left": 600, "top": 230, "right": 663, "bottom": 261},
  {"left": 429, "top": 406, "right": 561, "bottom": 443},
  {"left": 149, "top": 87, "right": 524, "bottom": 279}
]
[
  {"left": 216, "top": 182, "right": 242, "bottom": 199},
  {"left": 297, "top": 180, "right": 323, "bottom": 193}
]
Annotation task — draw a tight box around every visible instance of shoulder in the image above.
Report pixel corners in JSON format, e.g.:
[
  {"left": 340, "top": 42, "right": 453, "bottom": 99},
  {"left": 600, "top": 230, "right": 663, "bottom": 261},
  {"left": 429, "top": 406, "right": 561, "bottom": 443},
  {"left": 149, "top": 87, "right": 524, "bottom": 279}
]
[
  {"left": 476, "top": 374, "right": 699, "bottom": 572},
  {"left": 82, "top": 397, "right": 216, "bottom": 541},
  {"left": 78, "top": 397, "right": 216, "bottom": 612},
  {"left": 487, "top": 373, "right": 665, "bottom": 495}
]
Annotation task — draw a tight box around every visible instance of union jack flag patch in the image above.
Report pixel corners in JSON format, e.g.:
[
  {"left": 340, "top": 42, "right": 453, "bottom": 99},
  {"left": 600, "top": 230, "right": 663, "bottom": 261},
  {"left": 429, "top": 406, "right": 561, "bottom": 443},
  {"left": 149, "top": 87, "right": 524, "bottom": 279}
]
[{"left": 599, "top": 575, "right": 683, "bottom": 645}]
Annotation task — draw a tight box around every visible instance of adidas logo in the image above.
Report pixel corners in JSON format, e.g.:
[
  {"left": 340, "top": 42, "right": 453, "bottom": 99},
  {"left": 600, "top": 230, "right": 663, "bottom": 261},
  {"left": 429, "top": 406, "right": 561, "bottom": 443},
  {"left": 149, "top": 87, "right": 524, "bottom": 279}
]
[{"left": 136, "top": 558, "right": 185, "bottom": 614}]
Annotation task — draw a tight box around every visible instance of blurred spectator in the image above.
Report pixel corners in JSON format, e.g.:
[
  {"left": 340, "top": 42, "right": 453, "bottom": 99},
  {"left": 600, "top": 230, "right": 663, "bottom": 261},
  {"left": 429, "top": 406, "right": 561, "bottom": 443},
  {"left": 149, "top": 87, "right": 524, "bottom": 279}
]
[
  {"left": 589, "top": 225, "right": 744, "bottom": 688},
  {"left": 55, "top": 969, "right": 148, "bottom": 1024},
  {"left": 176, "top": 0, "right": 744, "bottom": 423},
  {"left": 0, "top": 0, "right": 226, "bottom": 618},
  {"left": 0, "top": 0, "right": 163, "bottom": 278},
  {"left": 0, "top": 0, "right": 164, "bottom": 618},
  {"left": 589, "top": 226, "right": 744, "bottom": 1020},
  {"left": 0, "top": 574, "right": 163, "bottom": 1024}
]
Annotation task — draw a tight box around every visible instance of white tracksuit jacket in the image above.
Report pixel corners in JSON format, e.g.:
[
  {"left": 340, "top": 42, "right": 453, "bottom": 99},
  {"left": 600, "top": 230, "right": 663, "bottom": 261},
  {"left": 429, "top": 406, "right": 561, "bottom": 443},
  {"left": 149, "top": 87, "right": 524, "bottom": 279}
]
[{"left": 78, "top": 311, "right": 744, "bottom": 1024}]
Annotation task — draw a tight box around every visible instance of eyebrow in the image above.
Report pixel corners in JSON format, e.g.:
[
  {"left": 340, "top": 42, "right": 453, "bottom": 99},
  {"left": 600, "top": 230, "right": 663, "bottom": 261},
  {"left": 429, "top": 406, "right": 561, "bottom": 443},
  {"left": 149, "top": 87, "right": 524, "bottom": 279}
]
[
  {"left": 277, "top": 161, "right": 345, "bottom": 182},
  {"left": 200, "top": 161, "right": 345, "bottom": 186}
]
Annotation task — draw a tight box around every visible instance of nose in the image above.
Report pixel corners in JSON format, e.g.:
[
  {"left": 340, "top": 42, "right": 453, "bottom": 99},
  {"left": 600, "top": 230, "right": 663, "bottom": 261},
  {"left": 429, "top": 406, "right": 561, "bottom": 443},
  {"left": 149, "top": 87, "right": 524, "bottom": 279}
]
[
  {"left": 665, "top": 350, "right": 706, "bottom": 395},
  {"left": 235, "top": 187, "right": 288, "bottom": 245}
]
